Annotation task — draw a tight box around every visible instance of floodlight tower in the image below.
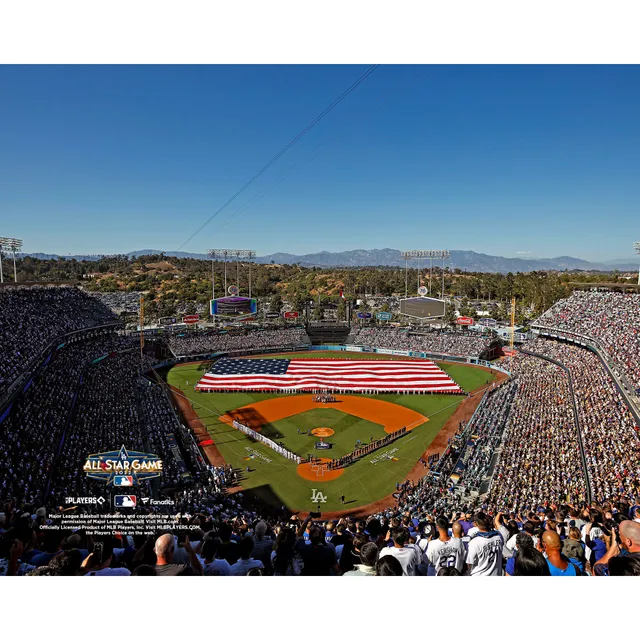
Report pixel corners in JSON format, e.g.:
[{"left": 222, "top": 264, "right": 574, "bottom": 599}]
[
  {"left": 207, "top": 248, "right": 256, "bottom": 299},
  {"left": 634, "top": 242, "right": 640, "bottom": 286},
  {"left": 0, "top": 237, "right": 23, "bottom": 283},
  {"left": 440, "top": 250, "right": 451, "bottom": 299},
  {"left": 401, "top": 250, "right": 430, "bottom": 298}
]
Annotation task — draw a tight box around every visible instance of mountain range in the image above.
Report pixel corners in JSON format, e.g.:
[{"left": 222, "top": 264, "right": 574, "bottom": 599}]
[{"left": 19, "top": 248, "right": 640, "bottom": 274}]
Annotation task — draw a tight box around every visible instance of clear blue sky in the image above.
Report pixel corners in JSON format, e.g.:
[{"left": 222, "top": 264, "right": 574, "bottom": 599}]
[{"left": 1, "top": 65, "right": 639, "bottom": 261}]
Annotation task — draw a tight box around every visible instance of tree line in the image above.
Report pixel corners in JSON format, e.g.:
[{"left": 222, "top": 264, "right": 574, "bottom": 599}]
[{"left": 12, "top": 253, "right": 634, "bottom": 321}]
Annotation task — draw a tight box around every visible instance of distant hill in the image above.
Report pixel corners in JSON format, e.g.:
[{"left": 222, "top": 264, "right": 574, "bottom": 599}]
[
  {"left": 18, "top": 248, "right": 639, "bottom": 273},
  {"left": 255, "top": 248, "right": 640, "bottom": 273}
]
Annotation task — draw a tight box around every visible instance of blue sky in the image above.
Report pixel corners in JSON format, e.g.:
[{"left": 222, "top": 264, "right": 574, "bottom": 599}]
[{"left": 1, "top": 64, "right": 639, "bottom": 261}]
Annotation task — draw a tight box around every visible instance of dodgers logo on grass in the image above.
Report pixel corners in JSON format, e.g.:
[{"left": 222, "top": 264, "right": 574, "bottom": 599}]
[
  {"left": 83, "top": 445, "right": 163, "bottom": 486},
  {"left": 310, "top": 489, "right": 327, "bottom": 503}
]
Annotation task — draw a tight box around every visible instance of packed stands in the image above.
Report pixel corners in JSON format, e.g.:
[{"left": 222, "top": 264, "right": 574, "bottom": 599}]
[
  {"left": 489, "top": 353, "right": 588, "bottom": 512},
  {"left": 167, "top": 326, "right": 310, "bottom": 356},
  {"left": 523, "top": 338, "right": 640, "bottom": 502},
  {"left": 2, "top": 291, "right": 640, "bottom": 577},
  {"left": 348, "top": 326, "right": 494, "bottom": 358},
  {"left": 0, "top": 287, "right": 118, "bottom": 397},
  {"left": 86, "top": 291, "right": 141, "bottom": 315},
  {"left": 534, "top": 291, "right": 640, "bottom": 389}
]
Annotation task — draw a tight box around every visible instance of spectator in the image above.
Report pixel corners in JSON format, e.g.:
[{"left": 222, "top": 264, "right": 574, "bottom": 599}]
[
  {"left": 153, "top": 534, "right": 202, "bottom": 576},
  {"left": 378, "top": 527, "right": 421, "bottom": 576},
  {"left": 513, "top": 547, "right": 551, "bottom": 576},
  {"left": 343, "top": 542, "right": 379, "bottom": 576},
  {"left": 426, "top": 516, "right": 467, "bottom": 575},
  {"left": 540, "top": 531, "right": 579, "bottom": 576},
  {"left": 271, "top": 528, "right": 302, "bottom": 576},
  {"left": 375, "top": 555, "right": 404, "bottom": 576},
  {"left": 201, "top": 538, "right": 231, "bottom": 576},
  {"left": 228, "top": 537, "right": 264, "bottom": 576},
  {"left": 294, "top": 518, "right": 339, "bottom": 576},
  {"left": 466, "top": 512, "right": 504, "bottom": 576}
]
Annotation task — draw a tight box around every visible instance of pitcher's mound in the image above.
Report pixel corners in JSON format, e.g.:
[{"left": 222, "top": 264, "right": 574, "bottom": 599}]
[
  {"left": 297, "top": 458, "right": 344, "bottom": 482},
  {"left": 311, "top": 427, "right": 335, "bottom": 438}
]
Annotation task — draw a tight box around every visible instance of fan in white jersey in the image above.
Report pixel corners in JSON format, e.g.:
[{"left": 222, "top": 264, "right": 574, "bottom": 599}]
[
  {"left": 378, "top": 527, "right": 421, "bottom": 576},
  {"left": 426, "top": 516, "right": 467, "bottom": 574},
  {"left": 466, "top": 512, "right": 505, "bottom": 577}
]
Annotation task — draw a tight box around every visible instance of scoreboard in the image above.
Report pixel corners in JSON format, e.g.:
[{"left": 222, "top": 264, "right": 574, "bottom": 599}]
[
  {"left": 210, "top": 296, "right": 258, "bottom": 317},
  {"left": 399, "top": 297, "right": 446, "bottom": 319}
]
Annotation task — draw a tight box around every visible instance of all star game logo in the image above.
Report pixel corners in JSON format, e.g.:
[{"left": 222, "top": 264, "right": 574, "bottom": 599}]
[{"left": 83, "top": 445, "right": 163, "bottom": 486}]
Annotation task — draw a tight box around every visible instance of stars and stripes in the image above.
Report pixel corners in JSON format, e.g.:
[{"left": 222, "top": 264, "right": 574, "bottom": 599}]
[{"left": 195, "top": 358, "right": 462, "bottom": 393}]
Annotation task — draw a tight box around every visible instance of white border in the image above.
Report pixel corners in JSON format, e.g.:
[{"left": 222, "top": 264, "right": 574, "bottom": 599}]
[{"left": 1, "top": 1, "right": 640, "bottom": 63}]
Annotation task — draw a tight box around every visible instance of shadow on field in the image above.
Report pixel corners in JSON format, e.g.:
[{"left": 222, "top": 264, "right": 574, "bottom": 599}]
[
  {"left": 239, "top": 484, "right": 289, "bottom": 516},
  {"left": 226, "top": 407, "right": 282, "bottom": 440}
]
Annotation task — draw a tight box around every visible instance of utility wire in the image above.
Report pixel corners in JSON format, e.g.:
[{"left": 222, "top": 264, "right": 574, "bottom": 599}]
[
  {"left": 178, "top": 65, "right": 379, "bottom": 250},
  {"left": 206, "top": 146, "right": 321, "bottom": 239}
]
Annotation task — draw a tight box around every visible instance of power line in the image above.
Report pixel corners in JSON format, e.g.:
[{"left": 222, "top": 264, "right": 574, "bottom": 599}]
[
  {"left": 177, "top": 65, "right": 379, "bottom": 250},
  {"left": 206, "top": 146, "right": 321, "bottom": 239}
]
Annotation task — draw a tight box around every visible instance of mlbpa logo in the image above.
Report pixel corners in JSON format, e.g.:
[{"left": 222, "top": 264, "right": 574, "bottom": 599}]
[{"left": 310, "top": 489, "right": 327, "bottom": 504}]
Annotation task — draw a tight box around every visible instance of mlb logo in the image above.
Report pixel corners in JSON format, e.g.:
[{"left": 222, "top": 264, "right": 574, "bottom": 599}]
[
  {"left": 114, "top": 476, "right": 134, "bottom": 487},
  {"left": 114, "top": 495, "right": 137, "bottom": 508}
]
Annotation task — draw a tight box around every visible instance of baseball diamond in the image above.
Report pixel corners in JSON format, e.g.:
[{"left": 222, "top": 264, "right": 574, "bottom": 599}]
[{"left": 165, "top": 352, "right": 500, "bottom": 513}]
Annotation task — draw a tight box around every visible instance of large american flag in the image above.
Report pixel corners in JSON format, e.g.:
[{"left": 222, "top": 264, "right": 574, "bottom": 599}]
[{"left": 195, "top": 358, "right": 462, "bottom": 393}]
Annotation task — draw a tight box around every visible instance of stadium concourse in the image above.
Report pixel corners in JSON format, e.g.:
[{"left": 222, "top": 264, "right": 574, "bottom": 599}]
[{"left": 1, "top": 286, "right": 640, "bottom": 576}]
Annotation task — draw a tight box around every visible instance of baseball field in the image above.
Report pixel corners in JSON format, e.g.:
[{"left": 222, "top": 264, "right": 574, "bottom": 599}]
[{"left": 163, "top": 352, "right": 498, "bottom": 515}]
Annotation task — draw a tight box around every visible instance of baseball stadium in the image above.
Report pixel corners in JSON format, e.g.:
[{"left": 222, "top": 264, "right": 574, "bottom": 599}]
[{"left": 2, "top": 63, "right": 640, "bottom": 581}]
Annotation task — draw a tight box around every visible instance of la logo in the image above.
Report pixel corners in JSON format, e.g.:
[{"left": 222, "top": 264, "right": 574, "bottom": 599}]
[{"left": 310, "top": 489, "right": 327, "bottom": 504}]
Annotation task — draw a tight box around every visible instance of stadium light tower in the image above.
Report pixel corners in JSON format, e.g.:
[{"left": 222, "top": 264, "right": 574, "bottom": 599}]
[
  {"left": 207, "top": 249, "right": 256, "bottom": 300},
  {"left": 634, "top": 242, "right": 640, "bottom": 286},
  {"left": 401, "top": 250, "right": 431, "bottom": 298},
  {"left": 0, "top": 237, "right": 23, "bottom": 283}
]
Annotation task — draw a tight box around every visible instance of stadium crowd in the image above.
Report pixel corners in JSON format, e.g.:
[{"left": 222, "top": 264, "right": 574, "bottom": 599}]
[
  {"left": 167, "top": 327, "right": 310, "bottom": 357},
  {"left": 47, "top": 350, "right": 195, "bottom": 506},
  {"left": 0, "top": 334, "right": 138, "bottom": 508},
  {"left": 523, "top": 338, "right": 640, "bottom": 503},
  {"left": 0, "top": 286, "right": 117, "bottom": 396},
  {"left": 2, "top": 288, "right": 640, "bottom": 576},
  {"left": 3, "top": 493, "right": 640, "bottom": 575},
  {"left": 86, "top": 291, "right": 141, "bottom": 315},
  {"left": 535, "top": 291, "right": 640, "bottom": 389},
  {"left": 490, "top": 353, "right": 589, "bottom": 512},
  {"left": 349, "top": 327, "right": 493, "bottom": 358}
]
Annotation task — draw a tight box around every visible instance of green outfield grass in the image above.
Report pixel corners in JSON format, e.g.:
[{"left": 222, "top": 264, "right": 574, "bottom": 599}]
[{"left": 163, "top": 353, "right": 495, "bottom": 512}]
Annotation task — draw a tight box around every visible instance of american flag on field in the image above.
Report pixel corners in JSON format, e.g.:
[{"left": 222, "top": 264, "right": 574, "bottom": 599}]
[{"left": 195, "top": 358, "right": 462, "bottom": 393}]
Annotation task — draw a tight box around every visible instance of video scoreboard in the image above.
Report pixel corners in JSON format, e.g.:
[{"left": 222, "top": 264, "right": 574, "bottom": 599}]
[
  {"left": 210, "top": 296, "right": 258, "bottom": 317},
  {"left": 399, "top": 297, "right": 446, "bottom": 319}
]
